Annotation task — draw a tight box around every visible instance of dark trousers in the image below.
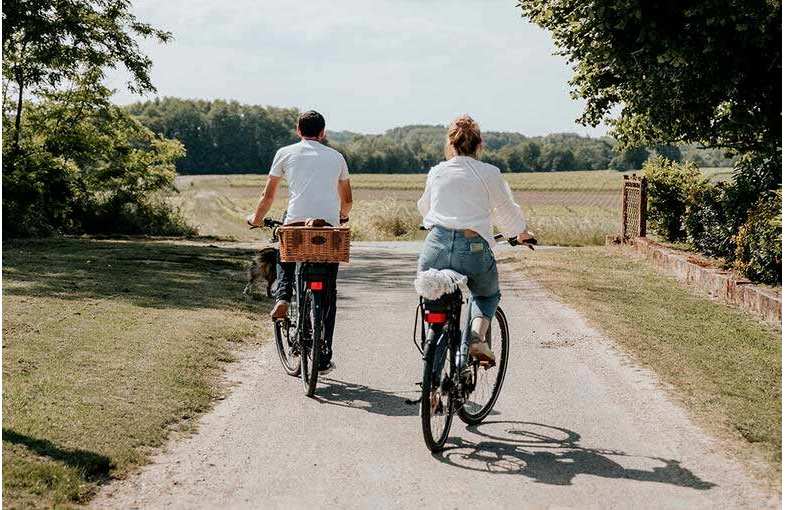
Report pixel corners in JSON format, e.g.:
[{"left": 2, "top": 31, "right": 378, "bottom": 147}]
[{"left": 275, "top": 256, "right": 339, "bottom": 360}]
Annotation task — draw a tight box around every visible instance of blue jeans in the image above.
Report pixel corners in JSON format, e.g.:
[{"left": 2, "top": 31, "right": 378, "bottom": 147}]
[{"left": 418, "top": 226, "right": 501, "bottom": 323}]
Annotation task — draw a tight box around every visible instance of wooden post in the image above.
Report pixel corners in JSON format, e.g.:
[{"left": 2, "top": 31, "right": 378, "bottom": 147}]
[
  {"left": 639, "top": 176, "right": 648, "bottom": 237},
  {"left": 621, "top": 175, "right": 629, "bottom": 240}
]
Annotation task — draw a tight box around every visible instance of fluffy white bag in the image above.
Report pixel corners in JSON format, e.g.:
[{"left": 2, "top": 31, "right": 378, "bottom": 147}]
[{"left": 414, "top": 268, "right": 469, "bottom": 300}]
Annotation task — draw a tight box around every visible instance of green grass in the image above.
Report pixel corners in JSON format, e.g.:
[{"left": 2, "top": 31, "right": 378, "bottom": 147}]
[
  {"left": 3, "top": 238, "right": 270, "bottom": 509},
  {"left": 178, "top": 167, "right": 730, "bottom": 192},
  {"left": 518, "top": 246, "right": 781, "bottom": 484}
]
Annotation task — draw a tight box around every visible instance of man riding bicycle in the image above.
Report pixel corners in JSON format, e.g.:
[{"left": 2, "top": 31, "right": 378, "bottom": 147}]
[{"left": 248, "top": 110, "right": 353, "bottom": 372}]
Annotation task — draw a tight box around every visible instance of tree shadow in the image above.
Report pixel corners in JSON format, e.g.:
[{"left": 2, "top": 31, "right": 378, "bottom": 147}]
[
  {"left": 3, "top": 237, "right": 268, "bottom": 311},
  {"left": 2, "top": 428, "right": 114, "bottom": 482},
  {"left": 314, "top": 378, "right": 419, "bottom": 417},
  {"left": 434, "top": 421, "right": 716, "bottom": 490}
]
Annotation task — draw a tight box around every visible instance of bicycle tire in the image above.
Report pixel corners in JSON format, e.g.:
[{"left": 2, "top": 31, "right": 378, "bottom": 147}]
[
  {"left": 457, "top": 306, "right": 510, "bottom": 425},
  {"left": 420, "top": 327, "right": 453, "bottom": 452},
  {"left": 273, "top": 312, "right": 300, "bottom": 376},
  {"left": 301, "top": 289, "right": 321, "bottom": 397}
]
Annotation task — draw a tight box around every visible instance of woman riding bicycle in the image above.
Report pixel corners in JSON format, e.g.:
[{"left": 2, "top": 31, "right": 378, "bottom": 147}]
[{"left": 417, "top": 115, "right": 533, "bottom": 365}]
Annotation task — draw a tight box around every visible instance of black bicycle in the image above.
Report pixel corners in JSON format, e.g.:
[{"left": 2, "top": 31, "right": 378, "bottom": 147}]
[
  {"left": 254, "top": 217, "right": 336, "bottom": 397},
  {"left": 416, "top": 232, "right": 536, "bottom": 452}
]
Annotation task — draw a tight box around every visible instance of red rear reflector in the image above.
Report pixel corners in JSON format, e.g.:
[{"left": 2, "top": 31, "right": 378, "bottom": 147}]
[
  {"left": 424, "top": 312, "right": 447, "bottom": 324},
  {"left": 308, "top": 281, "right": 324, "bottom": 291}
]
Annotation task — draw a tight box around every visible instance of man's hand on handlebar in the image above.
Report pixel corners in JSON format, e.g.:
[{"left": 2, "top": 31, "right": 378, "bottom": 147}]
[{"left": 246, "top": 214, "right": 263, "bottom": 229}]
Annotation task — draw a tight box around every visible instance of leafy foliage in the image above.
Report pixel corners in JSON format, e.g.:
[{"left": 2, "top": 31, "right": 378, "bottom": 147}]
[
  {"left": 129, "top": 100, "right": 732, "bottom": 174},
  {"left": 518, "top": 0, "right": 781, "bottom": 158},
  {"left": 2, "top": 2, "right": 190, "bottom": 238},
  {"left": 520, "top": 0, "right": 781, "bottom": 284},
  {"left": 126, "top": 97, "right": 299, "bottom": 174},
  {"left": 734, "top": 190, "right": 782, "bottom": 284},
  {"left": 644, "top": 157, "right": 705, "bottom": 242},
  {"left": 684, "top": 182, "right": 736, "bottom": 258},
  {"left": 3, "top": 82, "right": 191, "bottom": 238}
]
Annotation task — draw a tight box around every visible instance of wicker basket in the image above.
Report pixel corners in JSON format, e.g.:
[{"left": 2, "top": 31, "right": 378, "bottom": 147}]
[{"left": 279, "top": 226, "right": 351, "bottom": 263}]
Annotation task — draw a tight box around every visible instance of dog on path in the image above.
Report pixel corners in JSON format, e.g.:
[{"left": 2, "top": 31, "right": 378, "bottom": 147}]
[{"left": 244, "top": 247, "right": 278, "bottom": 297}]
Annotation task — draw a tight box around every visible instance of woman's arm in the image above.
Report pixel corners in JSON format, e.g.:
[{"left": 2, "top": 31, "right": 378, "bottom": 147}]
[
  {"left": 417, "top": 172, "right": 433, "bottom": 217},
  {"left": 490, "top": 173, "right": 527, "bottom": 239}
]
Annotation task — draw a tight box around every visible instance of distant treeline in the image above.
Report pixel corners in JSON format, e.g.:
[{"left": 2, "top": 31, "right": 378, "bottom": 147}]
[{"left": 127, "top": 98, "right": 735, "bottom": 175}]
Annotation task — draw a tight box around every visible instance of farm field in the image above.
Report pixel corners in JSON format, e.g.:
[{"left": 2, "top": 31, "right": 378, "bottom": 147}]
[{"left": 173, "top": 169, "right": 728, "bottom": 246}]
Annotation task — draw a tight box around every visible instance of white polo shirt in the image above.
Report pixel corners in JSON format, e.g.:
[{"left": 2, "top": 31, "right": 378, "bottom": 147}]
[{"left": 269, "top": 140, "right": 349, "bottom": 227}]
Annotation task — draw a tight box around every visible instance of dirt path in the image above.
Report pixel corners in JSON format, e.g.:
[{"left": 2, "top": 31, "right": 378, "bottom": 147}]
[{"left": 93, "top": 242, "right": 776, "bottom": 509}]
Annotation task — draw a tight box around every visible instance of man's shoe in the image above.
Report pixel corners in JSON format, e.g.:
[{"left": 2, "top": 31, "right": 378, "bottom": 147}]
[
  {"left": 318, "top": 359, "right": 335, "bottom": 374},
  {"left": 270, "top": 300, "right": 289, "bottom": 320}
]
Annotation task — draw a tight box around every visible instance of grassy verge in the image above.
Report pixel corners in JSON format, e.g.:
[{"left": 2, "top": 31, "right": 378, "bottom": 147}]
[
  {"left": 518, "top": 246, "right": 781, "bottom": 483},
  {"left": 3, "top": 238, "right": 269, "bottom": 509}
]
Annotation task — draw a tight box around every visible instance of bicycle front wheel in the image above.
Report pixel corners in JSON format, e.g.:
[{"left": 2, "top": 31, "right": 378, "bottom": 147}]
[
  {"left": 300, "top": 289, "right": 321, "bottom": 397},
  {"left": 421, "top": 327, "right": 453, "bottom": 452},
  {"left": 457, "top": 306, "right": 510, "bottom": 425}
]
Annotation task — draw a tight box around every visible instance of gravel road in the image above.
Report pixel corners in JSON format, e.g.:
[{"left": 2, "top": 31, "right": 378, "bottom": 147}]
[{"left": 93, "top": 242, "right": 776, "bottom": 509}]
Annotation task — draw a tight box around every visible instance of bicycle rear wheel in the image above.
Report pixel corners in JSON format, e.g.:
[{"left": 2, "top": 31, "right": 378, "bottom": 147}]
[
  {"left": 457, "top": 306, "right": 510, "bottom": 425},
  {"left": 273, "top": 298, "right": 301, "bottom": 376},
  {"left": 300, "top": 289, "right": 321, "bottom": 397},
  {"left": 421, "top": 327, "right": 453, "bottom": 452}
]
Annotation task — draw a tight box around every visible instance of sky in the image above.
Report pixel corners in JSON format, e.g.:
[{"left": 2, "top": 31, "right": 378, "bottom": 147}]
[{"left": 107, "top": 0, "right": 608, "bottom": 136}]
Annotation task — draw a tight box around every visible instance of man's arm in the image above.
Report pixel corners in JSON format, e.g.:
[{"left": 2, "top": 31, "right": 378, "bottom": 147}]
[
  {"left": 338, "top": 179, "right": 353, "bottom": 220},
  {"left": 248, "top": 175, "right": 281, "bottom": 226}
]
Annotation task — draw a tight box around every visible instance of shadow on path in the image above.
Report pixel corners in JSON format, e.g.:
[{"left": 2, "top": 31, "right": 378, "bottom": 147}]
[
  {"left": 314, "top": 378, "right": 419, "bottom": 417},
  {"left": 434, "top": 421, "right": 716, "bottom": 490}
]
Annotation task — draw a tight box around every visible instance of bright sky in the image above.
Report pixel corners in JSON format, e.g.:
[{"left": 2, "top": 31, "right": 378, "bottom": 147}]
[{"left": 107, "top": 0, "right": 608, "bottom": 136}]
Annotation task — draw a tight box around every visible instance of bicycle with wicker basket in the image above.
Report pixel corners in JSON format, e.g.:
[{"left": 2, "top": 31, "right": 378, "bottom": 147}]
[{"left": 259, "top": 217, "right": 350, "bottom": 397}]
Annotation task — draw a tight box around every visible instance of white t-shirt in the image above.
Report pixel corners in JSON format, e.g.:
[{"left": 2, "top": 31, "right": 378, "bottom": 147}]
[
  {"left": 417, "top": 156, "right": 526, "bottom": 245},
  {"left": 269, "top": 140, "right": 349, "bottom": 227}
]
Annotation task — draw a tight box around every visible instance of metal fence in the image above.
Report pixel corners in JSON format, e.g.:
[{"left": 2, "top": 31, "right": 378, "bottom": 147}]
[{"left": 621, "top": 175, "right": 647, "bottom": 240}]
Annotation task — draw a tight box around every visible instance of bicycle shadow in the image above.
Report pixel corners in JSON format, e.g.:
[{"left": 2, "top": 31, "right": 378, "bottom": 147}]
[
  {"left": 434, "top": 421, "right": 716, "bottom": 490},
  {"left": 314, "top": 378, "right": 419, "bottom": 417}
]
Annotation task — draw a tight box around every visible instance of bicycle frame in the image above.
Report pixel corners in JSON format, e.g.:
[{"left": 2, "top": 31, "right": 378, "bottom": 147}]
[{"left": 420, "top": 290, "right": 476, "bottom": 405}]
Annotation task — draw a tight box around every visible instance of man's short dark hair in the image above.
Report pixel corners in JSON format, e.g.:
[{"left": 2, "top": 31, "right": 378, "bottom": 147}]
[{"left": 297, "top": 110, "right": 326, "bottom": 137}]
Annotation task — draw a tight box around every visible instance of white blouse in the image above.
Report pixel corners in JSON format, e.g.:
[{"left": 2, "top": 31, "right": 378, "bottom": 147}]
[{"left": 417, "top": 156, "right": 527, "bottom": 246}]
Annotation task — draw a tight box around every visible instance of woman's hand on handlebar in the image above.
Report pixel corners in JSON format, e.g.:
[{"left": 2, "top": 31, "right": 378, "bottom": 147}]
[{"left": 517, "top": 231, "right": 535, "bottom": 245}]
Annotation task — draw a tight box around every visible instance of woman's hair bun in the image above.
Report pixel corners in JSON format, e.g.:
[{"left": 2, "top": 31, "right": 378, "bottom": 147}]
[{"left": 445, "top": 114, "right": 482, "bottom": 159}]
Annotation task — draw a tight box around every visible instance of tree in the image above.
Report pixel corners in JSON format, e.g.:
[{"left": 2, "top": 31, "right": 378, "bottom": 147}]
[
  {"left": 2, "top": 0, "right": 171, "bottom": 154},
  {"left": 609, "top": 146, "right": 650, "bottom": 171},
  {"left": 518, "top": 0, "right": 781, "bottom": 168},
  {"left": 654, "top": 144, "right": 682, "bottom": 162}
]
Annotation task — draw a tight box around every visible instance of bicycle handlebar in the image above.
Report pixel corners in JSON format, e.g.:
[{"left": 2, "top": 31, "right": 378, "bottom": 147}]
[{"left": 418, "top": 226, "right": 536, "bottom": 249}]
